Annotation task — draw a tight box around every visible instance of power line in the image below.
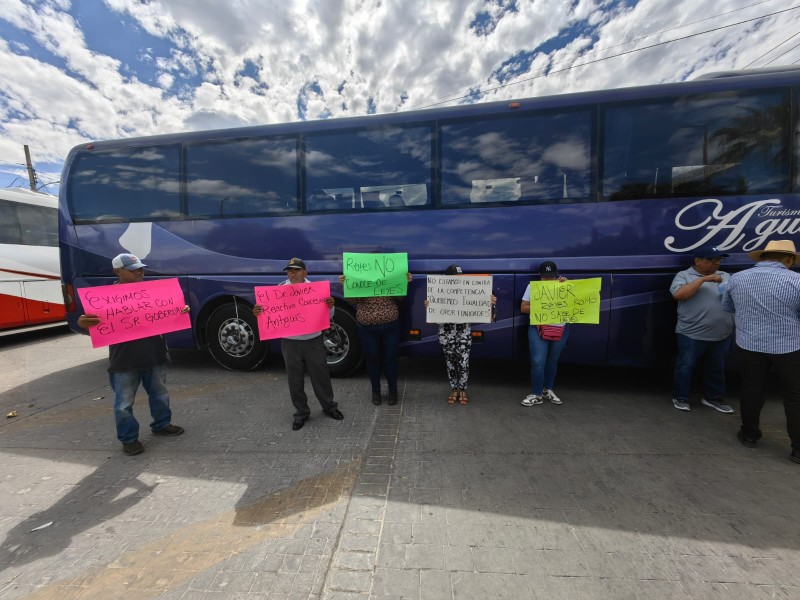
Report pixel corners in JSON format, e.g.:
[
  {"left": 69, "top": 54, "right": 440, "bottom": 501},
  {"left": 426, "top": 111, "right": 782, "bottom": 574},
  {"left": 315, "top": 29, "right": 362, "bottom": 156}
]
[
  {"left": 412, "top": 0, "right": 784, "bottom": 110},
  {"left": 763, "top": 41, "right": 800, "bottom": 65},
  {"left": 412, "top": 4, "right": 800, "bottom": 111},
  {"left": 576, "top": 0, "right": 782, "bottom": 61},
  {"left": 744, "top": 31, "right": 800, "bottom": 68}
]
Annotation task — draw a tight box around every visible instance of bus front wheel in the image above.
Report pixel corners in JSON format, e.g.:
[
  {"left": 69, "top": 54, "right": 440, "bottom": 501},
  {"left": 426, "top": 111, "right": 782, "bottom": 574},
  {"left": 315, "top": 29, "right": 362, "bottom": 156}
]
[
  {"left": 325, "top": 308, "right": 363, "bottom": 377},
  {"left": 206, "top": 303, "right": 268, "bottom": 371}
]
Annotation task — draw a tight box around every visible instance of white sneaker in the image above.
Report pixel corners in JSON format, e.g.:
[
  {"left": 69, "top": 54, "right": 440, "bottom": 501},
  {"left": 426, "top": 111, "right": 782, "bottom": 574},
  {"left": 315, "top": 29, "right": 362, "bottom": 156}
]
[
  {"left": 543, "top": 389, "right": 562, "bottom": 405},
  {"left": 701, "top": 397, "right": 734, "bottom": 414},
  {"left": 672, "top": 398, "right": 691, "bottom": 411},
  {"left": 521, "top": 394, "right": 543, "bottom": 407}
]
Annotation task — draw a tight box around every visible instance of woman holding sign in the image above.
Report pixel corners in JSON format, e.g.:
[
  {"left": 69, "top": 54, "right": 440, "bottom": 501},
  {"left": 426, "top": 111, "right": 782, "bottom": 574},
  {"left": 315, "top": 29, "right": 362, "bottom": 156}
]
[
  {"left": 339, "top": 270, "right": 413, "bottom": 406},
  {"left": 520, "top": 261, "right": 569, "bottom": 407},
  {"left": 425, "top": 265, "right": 497, "bottom": 405}
]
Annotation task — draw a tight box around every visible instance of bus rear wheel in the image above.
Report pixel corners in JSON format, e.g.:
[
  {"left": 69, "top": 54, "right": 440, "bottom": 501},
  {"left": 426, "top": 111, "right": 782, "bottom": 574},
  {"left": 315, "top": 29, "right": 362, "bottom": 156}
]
[
  {"left": 325, "top": 308, "right": 363, "bottom": 377},
  {"left": 206, "top": 303, "right": 268, "bottom": 371}
]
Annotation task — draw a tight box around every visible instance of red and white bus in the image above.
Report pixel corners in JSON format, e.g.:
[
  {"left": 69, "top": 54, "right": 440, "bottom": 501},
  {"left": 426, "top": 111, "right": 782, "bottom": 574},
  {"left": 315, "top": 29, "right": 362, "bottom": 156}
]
[{"left": 0, "top": 187, "right": 65, "bottom": 333}]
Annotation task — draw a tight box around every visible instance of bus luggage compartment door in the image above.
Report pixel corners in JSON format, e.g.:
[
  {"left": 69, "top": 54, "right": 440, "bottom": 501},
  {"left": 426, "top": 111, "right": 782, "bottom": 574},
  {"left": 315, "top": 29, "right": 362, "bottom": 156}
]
[
  {"left": 22, "top": 280, "right": 67, "bottom": 325},
  {"left": 0, "top": 282, "right": 27, "bottom": 328}
]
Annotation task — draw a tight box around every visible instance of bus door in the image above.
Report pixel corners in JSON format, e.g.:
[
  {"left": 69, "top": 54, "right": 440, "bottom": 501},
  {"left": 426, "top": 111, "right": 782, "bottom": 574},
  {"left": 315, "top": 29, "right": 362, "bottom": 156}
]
[{"left": 513, "top": 273, "right": 611, "bottom": 366}]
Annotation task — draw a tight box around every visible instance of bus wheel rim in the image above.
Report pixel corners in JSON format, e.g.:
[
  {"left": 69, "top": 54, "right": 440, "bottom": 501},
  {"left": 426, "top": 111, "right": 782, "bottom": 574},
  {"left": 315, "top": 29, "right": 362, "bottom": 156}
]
[
  {"left": 324, "top": 323, "right": 349, "bottom": 365},
  {"left": 218, "top": 318, "right": 255, "bottom": 357}
]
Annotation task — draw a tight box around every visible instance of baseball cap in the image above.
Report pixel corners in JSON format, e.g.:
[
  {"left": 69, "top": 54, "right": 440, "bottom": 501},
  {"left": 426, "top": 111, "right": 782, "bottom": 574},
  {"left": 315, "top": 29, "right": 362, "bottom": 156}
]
[
  {"left": 445, "top": 264, "right": 463, "bottom": 275},
  {"left": 693, "top": 246, "right": 729, "bottom": 259},
  {"left": 111, "top": 253, "right": 146, "bottom": 271},
  {"left": 283, "top": 257, "right": 307, "bottom": 271},
  {"left": 538, "top": 261, "right": 559, "bottom": 277}
]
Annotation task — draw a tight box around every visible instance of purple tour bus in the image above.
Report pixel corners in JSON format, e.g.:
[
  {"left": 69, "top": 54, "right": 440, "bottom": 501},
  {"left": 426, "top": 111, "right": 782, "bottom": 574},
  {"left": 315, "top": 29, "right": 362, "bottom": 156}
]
[{"left": 59, "top": 66, "right": 800, "bottom": 375}]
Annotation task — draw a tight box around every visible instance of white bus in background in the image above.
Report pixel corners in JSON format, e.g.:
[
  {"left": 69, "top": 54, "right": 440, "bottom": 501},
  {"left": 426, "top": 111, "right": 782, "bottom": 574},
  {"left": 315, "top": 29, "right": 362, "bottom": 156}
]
[{"left": 0, "top": 187, "right": 65, "bottom": 333}]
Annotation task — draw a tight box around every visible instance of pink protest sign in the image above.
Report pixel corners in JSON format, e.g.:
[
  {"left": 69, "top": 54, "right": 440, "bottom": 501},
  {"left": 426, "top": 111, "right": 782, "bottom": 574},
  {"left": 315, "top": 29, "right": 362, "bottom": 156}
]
[
  {"left": 254, "top": 280, "right": 331, "bottom": 340},
  {"left": 77, "top": 278, "right": 191, "bottom": 348}
]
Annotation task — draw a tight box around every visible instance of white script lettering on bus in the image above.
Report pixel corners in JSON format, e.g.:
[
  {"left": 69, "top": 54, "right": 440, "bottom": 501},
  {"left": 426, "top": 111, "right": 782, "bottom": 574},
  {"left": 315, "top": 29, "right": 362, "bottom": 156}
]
[{"left": 665, "top": 198, "right": 800, "bottom": 253}]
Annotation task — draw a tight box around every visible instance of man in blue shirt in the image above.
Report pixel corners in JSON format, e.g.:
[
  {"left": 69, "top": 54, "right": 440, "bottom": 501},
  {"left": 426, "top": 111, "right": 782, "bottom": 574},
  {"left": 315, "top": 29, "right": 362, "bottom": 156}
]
[
  {"left": 723, "top": 240, "right": 800, "bottom": 464},
  {"left": 670, "top": 246, "right": 734, "bottom": 413}
]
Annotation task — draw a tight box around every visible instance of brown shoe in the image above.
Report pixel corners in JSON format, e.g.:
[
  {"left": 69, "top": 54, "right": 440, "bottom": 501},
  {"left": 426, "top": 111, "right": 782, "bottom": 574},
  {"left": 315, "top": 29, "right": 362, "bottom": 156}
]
[
  {"left": 122, "top": 440, "right": 144, "bottom": 455},
  {"left": 152, "top": 424, "right": 184, "bottom": 436}
]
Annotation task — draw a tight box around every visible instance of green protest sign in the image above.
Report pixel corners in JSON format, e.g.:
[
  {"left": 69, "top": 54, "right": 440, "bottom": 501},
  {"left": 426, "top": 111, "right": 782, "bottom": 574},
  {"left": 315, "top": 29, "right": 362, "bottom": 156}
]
[
  {"left": 528, "top": 277, "right": 601, "bottom": 325},
  {"left": 342, "top": 252, "right": 408, "bottom": 298}
]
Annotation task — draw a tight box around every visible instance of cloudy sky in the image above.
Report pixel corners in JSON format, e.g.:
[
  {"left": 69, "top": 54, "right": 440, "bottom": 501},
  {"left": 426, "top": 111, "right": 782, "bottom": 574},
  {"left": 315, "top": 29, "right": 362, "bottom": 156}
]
[{"left": 1, "top": 0, "right": 798, "bottom": 194}]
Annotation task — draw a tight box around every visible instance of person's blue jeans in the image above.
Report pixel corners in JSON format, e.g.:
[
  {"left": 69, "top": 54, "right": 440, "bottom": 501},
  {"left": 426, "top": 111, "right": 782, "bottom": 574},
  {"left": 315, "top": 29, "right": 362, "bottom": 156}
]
[
  {"left": 672, "top": 334, "right": 730, "bottom": 401},
  {"left": 359, "top": 320, "right": 400, "bottom": 394},
  {"left": 528, "top": 325, "right": 570, "bottom": 396},
  {"left": 109, "top": 365, "right": 172, "bottom": 444}
]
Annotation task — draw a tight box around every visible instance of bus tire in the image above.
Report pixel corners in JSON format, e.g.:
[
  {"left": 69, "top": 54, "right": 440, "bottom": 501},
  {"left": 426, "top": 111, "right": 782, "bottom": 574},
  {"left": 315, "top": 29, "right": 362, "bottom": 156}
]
[
  {"left": 206, "top": 303, "right": 268, "bottom": 371},
  {"left": 325, "top": 307, "right": 363, "bottom": 377}
]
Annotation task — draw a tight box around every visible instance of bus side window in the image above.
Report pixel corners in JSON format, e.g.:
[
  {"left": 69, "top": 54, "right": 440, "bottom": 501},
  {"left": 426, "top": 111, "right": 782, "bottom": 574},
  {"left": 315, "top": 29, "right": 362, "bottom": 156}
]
[
  {"left": 470, "top": 178, "right": 521, "bottom": 203},
  {"left": 441, "top": 111, "right": 591, "bottom": 206},
  {"left": 307, "top": 190, "right": 337, "bottom": 211},
  {"left": 361, "top": 190, "right": 384, "bottom": 209},
  {"left": 305, "top": 126, "right": 432, "bottom": 213},
  {"left": 387, "top": 190, "right": 405, "bottom": 207},
  {"left": 0, "top": 200, "right": 21, "bottom": 244}
]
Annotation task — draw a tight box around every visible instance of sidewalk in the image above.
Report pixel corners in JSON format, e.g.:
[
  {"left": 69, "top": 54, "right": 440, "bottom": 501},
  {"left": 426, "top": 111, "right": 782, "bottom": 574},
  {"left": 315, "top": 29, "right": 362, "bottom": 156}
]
[{"left": 1, "top": 331, "right": 799, "bottom": 599}]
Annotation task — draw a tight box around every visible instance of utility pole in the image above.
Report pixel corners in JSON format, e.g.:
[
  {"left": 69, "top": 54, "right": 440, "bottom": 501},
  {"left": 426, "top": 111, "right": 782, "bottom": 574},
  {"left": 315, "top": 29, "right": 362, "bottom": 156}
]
[{"left": 24, "top": 145, "right": 37, "bottom": 191}]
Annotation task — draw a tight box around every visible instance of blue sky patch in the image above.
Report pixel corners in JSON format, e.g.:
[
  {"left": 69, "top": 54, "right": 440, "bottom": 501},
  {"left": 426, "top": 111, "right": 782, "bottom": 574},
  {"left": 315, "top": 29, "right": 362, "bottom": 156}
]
[
  {"left": 0, "top": 22, "right": 71, "bottom": 77},
  {"left": 297, "top": 81, "right": 323, "bottom": 120},
  {"left": 69, "top": 0, "right": 203, "bottom": 90},
  {"left": 237, "top": 58, "right": 262, "bottom": 81},
  {"left": 470, "top": 0, "right": 519, "bottom": 37},
  {"left": 492, "top": 19, "right": 599, "bottom": 83}
]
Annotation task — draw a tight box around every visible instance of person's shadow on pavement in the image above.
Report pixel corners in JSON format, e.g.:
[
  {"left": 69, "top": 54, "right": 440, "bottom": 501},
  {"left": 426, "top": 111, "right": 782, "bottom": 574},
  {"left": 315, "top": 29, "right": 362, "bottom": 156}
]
[{"left": 0, "top": 457, "right": 156, "bottom": 573}]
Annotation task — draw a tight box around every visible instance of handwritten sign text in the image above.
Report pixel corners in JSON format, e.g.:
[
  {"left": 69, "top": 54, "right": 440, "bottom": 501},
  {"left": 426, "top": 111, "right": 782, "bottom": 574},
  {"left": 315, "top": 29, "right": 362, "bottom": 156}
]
[
  {"left": 528, "top": 278, "right": 601, "bottom": 325},
  {"left": 342, "top": 252, "right": 408, "bottom": 297},
  {"left": 254, "top": 280, "right": 331, "bottom": 340},
  {"left": 426, "top": 275, "right": 493, "bottom": 324},
  {"left": 77, "top": 278, "right": 190, "bottom": 348}
]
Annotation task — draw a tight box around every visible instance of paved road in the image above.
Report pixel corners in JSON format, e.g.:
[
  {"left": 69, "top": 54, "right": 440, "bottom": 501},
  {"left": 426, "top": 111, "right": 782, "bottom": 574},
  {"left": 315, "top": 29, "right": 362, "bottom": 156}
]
[{"left": 0, "top": 329, "right": 798, "bottom": 600}]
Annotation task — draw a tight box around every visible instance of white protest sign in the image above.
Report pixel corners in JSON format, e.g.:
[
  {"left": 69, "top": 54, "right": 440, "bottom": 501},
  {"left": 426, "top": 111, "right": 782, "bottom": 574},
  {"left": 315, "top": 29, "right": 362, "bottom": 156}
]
[{"left": 426, "top": 275, "right": 493, "bottom": 324}]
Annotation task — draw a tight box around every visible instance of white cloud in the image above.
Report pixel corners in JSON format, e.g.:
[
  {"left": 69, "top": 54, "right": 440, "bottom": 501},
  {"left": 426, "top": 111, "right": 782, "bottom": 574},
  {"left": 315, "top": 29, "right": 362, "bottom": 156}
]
[{"left": 1, "top": 0, "right": 799, "bottom": 190}]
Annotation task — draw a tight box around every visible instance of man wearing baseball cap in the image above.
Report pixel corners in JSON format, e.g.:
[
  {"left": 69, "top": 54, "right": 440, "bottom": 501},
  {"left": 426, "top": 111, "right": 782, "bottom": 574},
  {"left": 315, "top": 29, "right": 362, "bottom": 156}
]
[
  {"left": 76, "top": 254, "right": 188, "bottom": 456},
  {"left": 253, "top": 258, "right": 343, "bottom": 431},
  {"left": 669, "top": 246, "right": 734, "bottom": 414},
  {"left": 723, "top": 239, "right": 800, "bottom": 464}
]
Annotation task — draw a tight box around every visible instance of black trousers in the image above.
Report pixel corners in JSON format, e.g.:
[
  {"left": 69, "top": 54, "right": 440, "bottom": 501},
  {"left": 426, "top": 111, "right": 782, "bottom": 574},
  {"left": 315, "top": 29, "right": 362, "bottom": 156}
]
[
  {"left": 281, "top": 336, "right": 337, "bottom": 419},
  {"left": 738, "top": 347, "right": 800, "bottom": 450}
]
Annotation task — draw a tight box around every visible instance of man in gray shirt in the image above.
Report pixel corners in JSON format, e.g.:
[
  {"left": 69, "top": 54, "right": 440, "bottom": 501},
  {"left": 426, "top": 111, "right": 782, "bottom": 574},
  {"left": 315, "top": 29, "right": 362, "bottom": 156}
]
[
  {"left": 253, "top": 258, "right": 344, "bottom": 431},
  {"left": 670, "top": 246, "right": 734, "bottom": 413}
]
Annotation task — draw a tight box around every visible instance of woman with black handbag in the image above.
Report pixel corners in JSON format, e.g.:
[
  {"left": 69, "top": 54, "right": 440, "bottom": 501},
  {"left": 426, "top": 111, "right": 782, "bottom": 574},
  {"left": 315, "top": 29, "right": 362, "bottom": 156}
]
[{"left": 519, "top": 261, "right": 569, "bottom": 407}]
